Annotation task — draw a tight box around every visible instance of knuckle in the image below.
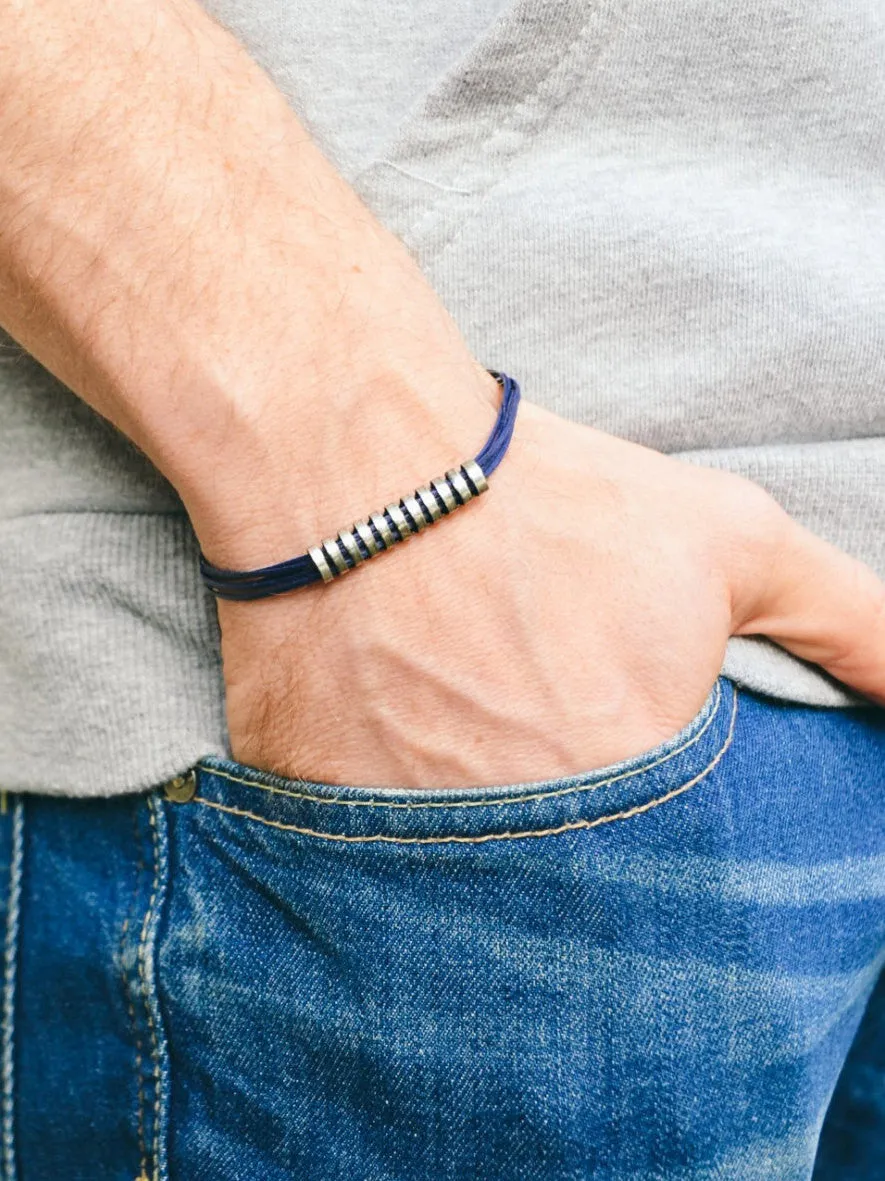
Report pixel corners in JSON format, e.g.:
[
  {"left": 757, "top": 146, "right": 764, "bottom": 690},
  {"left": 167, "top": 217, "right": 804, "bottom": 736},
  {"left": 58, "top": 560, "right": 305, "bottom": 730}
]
[
  {"left": 706, "top": 470, "right": 789, "bottom": 555},
  {"left": 866, "top": 576, "right": 885, "bottom": 640},
  {"left": 729, "top": 473, "right": 781, "bottom": 523}
]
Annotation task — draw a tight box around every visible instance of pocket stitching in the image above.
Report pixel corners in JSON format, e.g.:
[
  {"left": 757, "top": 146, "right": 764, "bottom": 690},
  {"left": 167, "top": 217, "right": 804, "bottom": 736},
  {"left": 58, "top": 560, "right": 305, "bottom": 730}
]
[
  {"left": 136, "top": 798, "right": 163, "bottom": 1181},
  {"left": 200, "top": 680, "right": 726, "bottom": 811},
  {"left": 191, "top": 688, "right": 737, "bottom": 844},
  {"left": 1, "top": 798, "right": 23, "bottom": 1181},
  {"left": 118, "top": 810, "right": 149, "bottom": 1181}
]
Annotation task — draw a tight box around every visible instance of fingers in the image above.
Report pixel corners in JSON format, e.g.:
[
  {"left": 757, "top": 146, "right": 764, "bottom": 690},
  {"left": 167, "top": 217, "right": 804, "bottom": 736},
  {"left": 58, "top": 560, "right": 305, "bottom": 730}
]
[{"left": 729, "top": 500, "right": 885, "bottom": 705}]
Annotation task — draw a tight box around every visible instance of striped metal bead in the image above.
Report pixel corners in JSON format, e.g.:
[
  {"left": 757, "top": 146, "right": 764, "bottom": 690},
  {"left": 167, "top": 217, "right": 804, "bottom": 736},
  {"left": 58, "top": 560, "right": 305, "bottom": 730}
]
[
  {"left": 370, "top": 513, "right": 395, "bottom": 548},
  {"left": 337, "top": 529, "right": 364, "bottom": 566},
  {"left": 354, "top": 520, "right": 380, "bottom": 556},
  {"left": 401, "top": 494, "right": 428, "bottom": 533},
  {"left": 445, "top": 467, "right": 474, "bottom": 505},
  {"left": 416, "top": 485, "right": 443, "bottom": 521},
  {"left": 430, "top": 477, "right": 457, "bottom": 513},
  {"left": 462, "top": 459, "right": 489, "bottom": 495},
  {"left": 386, "top": 503, "right": 412, "bottom": 541},
  {"left": 307, "top": 459, "right": 490, "bottom": 583},
  {"left": 308, "top": 545, "right": 335, "bottom": 583},
  {"left": 322, "top": 538, "right": 349, "bottom": 575}
]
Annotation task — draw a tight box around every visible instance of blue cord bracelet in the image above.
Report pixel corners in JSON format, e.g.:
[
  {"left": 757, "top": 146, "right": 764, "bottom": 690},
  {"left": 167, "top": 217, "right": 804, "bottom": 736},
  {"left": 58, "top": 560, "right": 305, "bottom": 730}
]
[{"left": 198, "top": 370, "right": 521, "bottom": 601}]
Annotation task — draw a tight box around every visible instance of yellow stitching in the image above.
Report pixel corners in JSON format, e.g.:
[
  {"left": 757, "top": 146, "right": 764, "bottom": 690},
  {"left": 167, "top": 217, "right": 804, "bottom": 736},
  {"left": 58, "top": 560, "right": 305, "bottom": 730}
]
[
  {"left": 200, "top": 681, "right": 727, "bottom": 811},
  {"left": 194, "top": 691, "right": 738, "bottom": 845},
  {"left": 136, "top": 798, "right": 162, "bottom": 1181},
  {"left": 201, "top": 683, "right": 723, "bottom": 810},
  {"left": 120, "top": 814, "right": 148, "bottom": 1181}
]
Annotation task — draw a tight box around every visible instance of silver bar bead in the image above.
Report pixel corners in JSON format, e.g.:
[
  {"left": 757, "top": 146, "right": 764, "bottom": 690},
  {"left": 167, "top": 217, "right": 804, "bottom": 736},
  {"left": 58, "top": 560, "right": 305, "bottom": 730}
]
[
  {"left": 416, "top": 485, "right": 443, "bottom": 522},
  {"left": 401, "top": 494, "right": 428, "bottom": 532},
  {"left": 310, "top": 448, "right": 493, "bottom": 588},
  {"left": 430, "top": 477, "right": 457, "bottom": 513},
  {"left": 337, "top": 529, "right": 364, "bottom": 565},
  {"left": 386, "top": 503, "right": 412, "bottom": 541},
  {"left": 445, "top": 467, "right": 474, "bottom": 504},
  {"left": 308, "top": 545, "right": 336, "bottom": 583},
  {"left": 354, "top": 520, "right": 379, "bottom": 556},
  {"left": 370, "top": 513, "right": 395, "bottom": 548},
  {"left": 322, "top": 538, "right": 350, "bottom": 575},
  {"left": 462, "top": 459, "right": 489, "bottom": 495}
]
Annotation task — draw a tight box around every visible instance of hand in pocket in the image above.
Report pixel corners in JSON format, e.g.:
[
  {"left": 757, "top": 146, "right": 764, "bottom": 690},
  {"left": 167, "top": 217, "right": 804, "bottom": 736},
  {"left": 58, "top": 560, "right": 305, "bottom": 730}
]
[{"left": 215, "top": 398, "right": 885, "bottom": 789}]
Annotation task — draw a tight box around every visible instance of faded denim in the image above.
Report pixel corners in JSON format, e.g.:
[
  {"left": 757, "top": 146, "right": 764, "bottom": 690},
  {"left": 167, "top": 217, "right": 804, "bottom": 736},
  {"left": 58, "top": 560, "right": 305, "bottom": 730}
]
[{"left": 1, "top": 677, "right": 885, "bottom": 1178}]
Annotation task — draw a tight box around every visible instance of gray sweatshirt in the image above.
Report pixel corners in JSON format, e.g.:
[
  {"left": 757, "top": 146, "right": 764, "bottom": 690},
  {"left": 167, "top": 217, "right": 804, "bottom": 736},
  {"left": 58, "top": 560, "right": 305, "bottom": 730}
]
[{"left": 0, "top": 0, "right": 882, "bottom": 796}]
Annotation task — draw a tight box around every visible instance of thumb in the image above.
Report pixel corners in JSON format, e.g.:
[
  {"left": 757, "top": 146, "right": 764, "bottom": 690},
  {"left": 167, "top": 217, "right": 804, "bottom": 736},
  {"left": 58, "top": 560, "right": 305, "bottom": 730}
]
[{"left": 730, "top": 506, "right": 885, "bottom": 706}]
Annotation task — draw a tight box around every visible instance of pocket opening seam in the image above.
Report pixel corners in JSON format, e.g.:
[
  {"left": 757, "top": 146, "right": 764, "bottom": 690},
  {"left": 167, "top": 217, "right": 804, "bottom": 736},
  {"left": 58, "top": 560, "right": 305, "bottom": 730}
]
[
  {"left": 191, "top": 688, "right": 737, "bottom": 845},
  {"left": 199, "top": 680, "right": 727, "bottom": 812},
  {"left": 136, "top": 797, "right": 163, "bottom": 1180},
  {"left": 1, "top": 797, "right": 23, "bottom": 1181},
  {"left": 118, "top": 810, "right": 148, "bottom": 1180}
]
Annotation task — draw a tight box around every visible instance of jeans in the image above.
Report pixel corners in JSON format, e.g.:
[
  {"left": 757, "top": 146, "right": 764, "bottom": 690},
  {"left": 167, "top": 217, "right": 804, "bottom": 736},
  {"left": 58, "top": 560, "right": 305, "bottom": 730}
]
[{"left": 1, "top": 676, "right": 884, "bottom": 1179}]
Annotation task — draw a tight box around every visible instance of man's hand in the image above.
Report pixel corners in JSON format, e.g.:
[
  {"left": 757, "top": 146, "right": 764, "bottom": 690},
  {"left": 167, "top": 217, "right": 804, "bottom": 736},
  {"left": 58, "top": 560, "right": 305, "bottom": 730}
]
[
  {"left": 217, "top": 397, "right": 885, "bottom": 789},
  {"left": 1, "top": 0, "right": 882, "bottom": 792}
]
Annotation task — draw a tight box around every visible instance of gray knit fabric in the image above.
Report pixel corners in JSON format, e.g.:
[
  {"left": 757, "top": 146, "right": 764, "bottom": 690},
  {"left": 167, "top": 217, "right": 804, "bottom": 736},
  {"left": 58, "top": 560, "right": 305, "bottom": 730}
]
[{"left": 0, "top": 0, "right": 882, "bottom": 795}]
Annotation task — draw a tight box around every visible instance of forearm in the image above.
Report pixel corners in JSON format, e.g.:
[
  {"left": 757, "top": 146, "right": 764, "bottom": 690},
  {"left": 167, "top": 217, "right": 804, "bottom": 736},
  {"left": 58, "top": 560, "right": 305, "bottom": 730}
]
[{"left": 0, "top": 0, "right": 495, "bottom": 563}]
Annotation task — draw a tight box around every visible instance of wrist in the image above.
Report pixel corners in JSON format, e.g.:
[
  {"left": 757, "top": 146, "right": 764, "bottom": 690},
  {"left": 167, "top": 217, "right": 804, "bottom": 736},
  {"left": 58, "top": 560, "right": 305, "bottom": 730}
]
[{"left": 179, "top": 357, "right": 502, "bottom": 572}]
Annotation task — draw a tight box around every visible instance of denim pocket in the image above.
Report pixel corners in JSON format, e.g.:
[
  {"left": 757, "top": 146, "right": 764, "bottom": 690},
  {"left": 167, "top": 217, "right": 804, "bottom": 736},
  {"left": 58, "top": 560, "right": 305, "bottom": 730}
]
[
  {"left": 190, "top": 676, "right": 737, "bottom": 845},
  {"left": 160, "top": 676, "right": 739, "bottom": 1178}
]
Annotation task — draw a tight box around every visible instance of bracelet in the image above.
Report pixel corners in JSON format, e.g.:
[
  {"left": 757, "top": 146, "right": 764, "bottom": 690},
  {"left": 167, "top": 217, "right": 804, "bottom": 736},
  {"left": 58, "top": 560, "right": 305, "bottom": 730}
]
[{"left": 198, "top": 370, "right": 521, "bottom": 601}]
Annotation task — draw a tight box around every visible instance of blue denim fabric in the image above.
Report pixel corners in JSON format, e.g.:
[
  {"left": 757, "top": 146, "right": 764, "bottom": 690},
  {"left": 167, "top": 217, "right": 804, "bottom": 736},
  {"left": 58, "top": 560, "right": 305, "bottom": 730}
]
[{"left": 1, "top": 676, "right": 885, "bottom": 1179}]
